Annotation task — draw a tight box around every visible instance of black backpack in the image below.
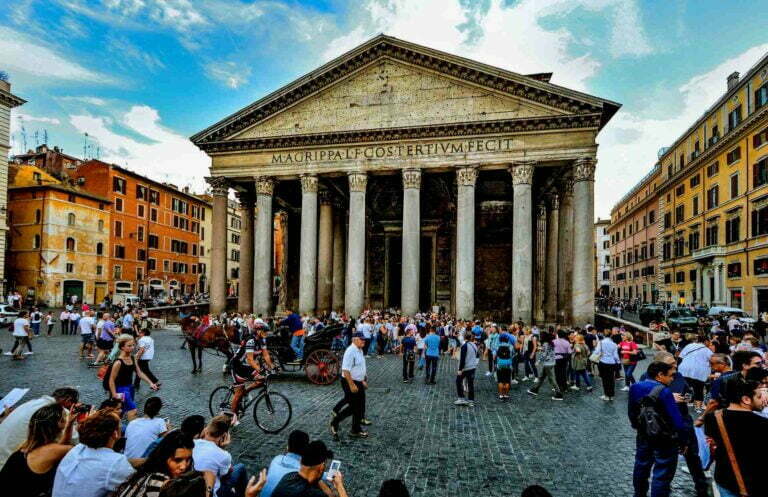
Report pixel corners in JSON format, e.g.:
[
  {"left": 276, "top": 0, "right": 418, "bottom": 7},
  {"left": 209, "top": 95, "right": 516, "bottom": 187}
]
[{"left": 636, "top": 385, "right": 677, "bottom": 444}]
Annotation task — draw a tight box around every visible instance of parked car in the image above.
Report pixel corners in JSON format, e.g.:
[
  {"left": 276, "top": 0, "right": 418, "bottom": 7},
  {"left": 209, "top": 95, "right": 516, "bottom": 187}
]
[
  {"left": 112, "top": 294, "right": 141, "bottom": 309},
  {"left": 0, "top": 304, "right": 20, "bottom": 328},
  {"left": 665, "top": 308, "right": 698, "bottom": 331},
  {"left": 708, "top": 306, "right": 755, "bottom": 328},
  {"left": 638, "top": 304, "right": 665, "bottom": 326}
]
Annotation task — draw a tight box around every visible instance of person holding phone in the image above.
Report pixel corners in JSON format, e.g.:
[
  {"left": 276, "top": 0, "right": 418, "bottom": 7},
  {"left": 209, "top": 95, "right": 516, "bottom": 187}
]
[{"left": 271, "top": 440, "right": 347, "bottom": 497}]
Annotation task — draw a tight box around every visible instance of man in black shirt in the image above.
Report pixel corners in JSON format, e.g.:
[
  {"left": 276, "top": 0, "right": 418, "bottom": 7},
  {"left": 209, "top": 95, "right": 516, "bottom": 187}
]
[{"left": 272, "top": 440, "right": 348, "bottom": 497}]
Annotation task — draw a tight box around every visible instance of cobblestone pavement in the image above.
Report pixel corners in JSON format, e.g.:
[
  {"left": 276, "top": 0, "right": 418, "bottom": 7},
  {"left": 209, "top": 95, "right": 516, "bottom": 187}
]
[{"left": 1, "top": 330, "right": 697, "bottom": 497}]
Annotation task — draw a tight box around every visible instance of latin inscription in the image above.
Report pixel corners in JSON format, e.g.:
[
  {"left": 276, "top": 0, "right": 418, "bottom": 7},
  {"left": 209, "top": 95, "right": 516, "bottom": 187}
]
[{"left": 270, "top": 138, "right": 516, "bottom": 164}]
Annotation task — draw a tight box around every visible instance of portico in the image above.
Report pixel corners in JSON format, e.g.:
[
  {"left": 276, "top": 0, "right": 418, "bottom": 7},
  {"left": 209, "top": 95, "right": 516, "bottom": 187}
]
[{"left": 192, "top": 35, "right": 619, "bottom": 323}]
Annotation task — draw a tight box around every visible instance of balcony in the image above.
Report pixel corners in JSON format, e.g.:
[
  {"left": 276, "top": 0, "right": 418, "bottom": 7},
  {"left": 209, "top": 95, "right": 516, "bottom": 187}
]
[{"left": 691, "top": 245, "right": 726, "bottom": 261}]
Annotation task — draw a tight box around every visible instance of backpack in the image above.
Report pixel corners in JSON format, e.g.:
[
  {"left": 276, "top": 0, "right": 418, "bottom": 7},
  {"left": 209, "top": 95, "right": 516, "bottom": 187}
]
[
  {"left": 636, "top": 385, "right": 677, "bottom": 444},
  {"left": 496, "top": 344, "right": 512, "bottom": 368},
  {"left": 101, "top": 360, "right": 118, "bottom": 391}
]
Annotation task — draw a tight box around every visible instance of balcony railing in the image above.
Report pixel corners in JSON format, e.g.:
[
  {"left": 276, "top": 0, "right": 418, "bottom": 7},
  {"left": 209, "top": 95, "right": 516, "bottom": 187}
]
[{"left": 691, "top": 245, "right": 726, "bottom": 261}]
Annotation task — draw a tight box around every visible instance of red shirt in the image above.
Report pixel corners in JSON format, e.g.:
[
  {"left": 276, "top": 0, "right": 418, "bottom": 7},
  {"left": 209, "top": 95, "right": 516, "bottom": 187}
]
[{"left": 619, "top": 341, "right": 638, "bottom": 362}]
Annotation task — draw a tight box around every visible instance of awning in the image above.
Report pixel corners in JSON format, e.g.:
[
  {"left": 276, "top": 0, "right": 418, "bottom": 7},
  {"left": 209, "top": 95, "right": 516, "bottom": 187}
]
[{"left": 150, "top": 284, "right": 164, "bottom": 290}]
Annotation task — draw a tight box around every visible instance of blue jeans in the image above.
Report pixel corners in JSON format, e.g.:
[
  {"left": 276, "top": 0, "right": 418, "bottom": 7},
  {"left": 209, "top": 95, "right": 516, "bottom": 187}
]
[
  {"left": 218, "top": 463, "right": 247, "bottom": 497},
  {"left": 31, "top": 322, "right": 40, "bottom": 336},
  {"left": 573, "top": 369, "right": 592, "bottom": 387},
  {"left": 369, "top": 335, "right": 377, "bottom": 355},
  {"left": 523, "top": 352, "right": 538, "bottom": 378},
  {"left": 290, "top": 335, "right": 304, "bottom": 360},
  {"left": 624, "top": 363, "right": 637, "bottom": 386},
  {"left": 632, "top": 436, "right": 678, "bottom": 497}
]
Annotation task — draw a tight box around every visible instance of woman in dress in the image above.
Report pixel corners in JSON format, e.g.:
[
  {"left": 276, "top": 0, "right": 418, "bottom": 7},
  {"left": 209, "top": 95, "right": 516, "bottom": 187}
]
[
  {"left": 109, "top": 334, "right": 159, "bottom": 420},
  {"left": 0, "top": 403, "right": 76, "bottom": 497}
]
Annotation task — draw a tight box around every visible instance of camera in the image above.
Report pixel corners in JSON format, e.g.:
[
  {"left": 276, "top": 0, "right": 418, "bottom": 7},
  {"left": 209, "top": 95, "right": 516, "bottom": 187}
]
[{"left": 72, "top": 403, "right": 92, "bottom": 414}]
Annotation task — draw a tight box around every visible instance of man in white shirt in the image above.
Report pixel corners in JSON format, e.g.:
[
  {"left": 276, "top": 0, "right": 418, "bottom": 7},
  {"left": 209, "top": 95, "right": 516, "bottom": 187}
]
[
  {"left": 133, "top": 328, "right": 159, "bottom": 391},
  {"left": 193, "top": 415, "right": 248, "bottom": 497},
  {"left": 10, "top": 311, "right": 32, "bottom": 358},
  {"left": 78, "top": 311, "right": 95, "bottom": 359},
  {"left": 53, "top": 408, "right": 136, "bottom": 497},
  {"left": 330, "top": 332, "right": 369, "bottom": 440},
  {"left": 124, "top": 397, "right": 168, "bottom": 459},
  {"left": 29, "top": 307, "right": 43, "bottom": 337},
  {"left": 0, "top": 387, "right": 80, "bottom": 467}
]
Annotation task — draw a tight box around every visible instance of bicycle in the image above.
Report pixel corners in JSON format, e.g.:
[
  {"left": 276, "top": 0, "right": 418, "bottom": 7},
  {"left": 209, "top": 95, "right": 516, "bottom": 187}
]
[{"left": 208, "top": 372, "right": 292, "bottom": 434}]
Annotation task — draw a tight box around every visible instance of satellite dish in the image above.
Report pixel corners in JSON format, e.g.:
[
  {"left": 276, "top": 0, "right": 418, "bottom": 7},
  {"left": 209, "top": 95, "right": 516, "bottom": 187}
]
[{"left": 657, "top": 147, "right": 670, "bottom": 159}]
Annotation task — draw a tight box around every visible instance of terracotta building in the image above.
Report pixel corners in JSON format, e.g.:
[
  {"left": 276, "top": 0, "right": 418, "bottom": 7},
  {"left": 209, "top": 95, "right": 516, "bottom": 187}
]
[
  {"left": 70, "top": 160, "right": 208, "bottom": 298},
  {"left": 6, "top": 164, "right": 110, "bottom": 305}
]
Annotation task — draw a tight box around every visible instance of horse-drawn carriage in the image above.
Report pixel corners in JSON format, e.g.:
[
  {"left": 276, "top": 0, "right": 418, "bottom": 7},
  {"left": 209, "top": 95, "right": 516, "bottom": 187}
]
[{"left": 267, "top": 323, "right": 343, "bottom": 385}]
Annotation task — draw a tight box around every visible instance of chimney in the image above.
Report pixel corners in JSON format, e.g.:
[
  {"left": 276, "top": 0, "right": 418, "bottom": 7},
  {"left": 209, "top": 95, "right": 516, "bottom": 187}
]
[
  {"left": 36, "top": 144, "right": 48, "bottom": 153},
  {"left": 727, "top": 71, "right": 740, "bottom": 90},
  {"left": 183, "top": 186, "right": 190, "bottom": 194}
]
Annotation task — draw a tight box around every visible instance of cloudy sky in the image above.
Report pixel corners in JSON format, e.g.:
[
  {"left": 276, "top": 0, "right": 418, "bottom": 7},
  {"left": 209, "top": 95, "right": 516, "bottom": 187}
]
[{"left": 2, "top": 0, "right": 767, "bottom": 218}]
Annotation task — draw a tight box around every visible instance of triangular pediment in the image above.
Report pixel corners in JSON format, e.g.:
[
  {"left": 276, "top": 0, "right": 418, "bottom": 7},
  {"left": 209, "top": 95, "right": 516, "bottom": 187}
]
[
  {"left": 191, "top": 35, "right": 620, "bottom": 147},
  {"left": 230, "top": 59, "right": 564, "bottom": 140}
]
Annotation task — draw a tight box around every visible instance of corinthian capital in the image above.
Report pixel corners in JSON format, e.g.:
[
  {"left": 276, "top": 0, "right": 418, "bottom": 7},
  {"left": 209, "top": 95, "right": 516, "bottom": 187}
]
[
  {"left": 560, "top": 177, "right": 574, "bottom": 197},
  {"left": 509, "top": 160, "right": 535, "bottom": 185},
  {"left": 235, "top": 190, "right": 255, "bottom": 208},
  {"left": 205, "top": 176, "right": 229, "bottom": 196},
  {"left": 573, "top": 157, "right": 597, "bottom": 182},
  {"left": 348, "top": 172, "right": 367, "bottom": 192},
  {"left": 456, "top": 166, "right": 478, "bottom": 187},
  {"left": 319, "top": 189, "right": 333, "bottom": 205},
  {"left": 402, "top": 168, "right": 422, "bottom": 190},
  {"left": 255, "top": 177, "right": 275, "bottom": 196},
  {"left": 300, "top": 174, "right": 318, "bottom": 194}
]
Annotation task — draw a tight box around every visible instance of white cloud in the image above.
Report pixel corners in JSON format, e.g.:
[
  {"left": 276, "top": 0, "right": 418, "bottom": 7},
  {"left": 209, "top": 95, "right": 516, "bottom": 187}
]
[
  {"left": 594, "top": 43, "right": 768, "bottom": 217},
  {"left": 204, "top": 61, "right": 251, "bottom": 89},
  {"left": 17, "top": 114, "right": 61, "bottom": 125},
  {"left": 68, "top": 105, "right": 210, "bottom": 191},
  {"left": 0, "top": 27, "right": 114, "bottom": 84},
  {"left": 57, "top": 96, "right": 108, "bottom": 106}
]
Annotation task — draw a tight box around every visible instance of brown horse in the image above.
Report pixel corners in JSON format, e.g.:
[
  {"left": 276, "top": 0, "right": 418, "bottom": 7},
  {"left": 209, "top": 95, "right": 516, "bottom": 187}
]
[{"left": 179, "top": 317, "right": 238, "bottom": 374}]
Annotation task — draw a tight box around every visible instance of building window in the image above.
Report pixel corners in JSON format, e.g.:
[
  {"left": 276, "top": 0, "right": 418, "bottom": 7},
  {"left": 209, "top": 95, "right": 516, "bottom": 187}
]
[
  {"left": 730, "top": 289, "right": 743, "bottom": 308},
  {"left": 675, "top": 271, "right": 684, "bottom": 283},
  {"left": 755, "top": 158, "right": 768, "bottom": 188},
  {"left": 662, "top": 240, "right": 671, "bottom": 261},
  {"left": 149, "top": 190, "right": 160, "bottom": 205},
  {"left": 688, "top": 231, "right": 700, "bottom": 251},
  {"left": 137, "top": 249, "right": 146, "bottom": 261},
  {"left": 728, "top": 105, "right": 742, "bottom": 131},
  {"left": 664, "top": 212, "right": 672, "bottom": 229},
  {"left": 230, "top": 249, "right": 240, "bottom": 262},
  {"left": 755, "top": 127, "right": 768, "bottom": 149},
  {"left": 727, "top": 262, "right": 742, "bottom": 278},
  {"left": 33, "top": 234, "right": 40, "bottom": 249},
  {"left": 705, "top": 224, "right": 719, "bottom": 246},
  {"left": 65, "top": 237, "right": 75, "bottom": 251},
  {"left": 726, "top": 217, "right": 740, "bottom": 243},
  {"left": 136, "top": 185, "right": 147, "bottom": 200},
  {"left": 752, "top": 204, "right": 768, "bottom": 236},
  {"left": 115, "top": 221, "right": 122, "bottom": 237},
  {"left": 96, "top": 265, "right": 103, "bottom": 276},
  {"left": 755, "top": 257, "right": 768, "bottom": 276},
  {"left": 115, "top": 198, "right": 123, "bottom": 212},
  {"left": 689, "top": 269, "right": 697, "bottom": 282},
  {"left": 66, "top": 263, "right": 74, "bottom": 273},
  {"left": 163, "top": 260, "right": 170, "bottom": 272},
  {"left": 35, "top": 209, "right": 41, "bottom": 223},
  {"left": 675, "top": 205, "right": 685, "bottom": 224},
  {"left": 673, "top": 237, "right": 684, "bottom": 257},
  {"left": 727, "top": 147, "right": 741, "bottom": 165},
  {"left": 648, "top": 210, "right": 655, "bottom": 224},
  {"left": 138, "top": 204, "right": 145, "bottom": 218},
  {"left": 96, "top": 242, "right": 103, "bottom": 255},
  {"left": 98, "top": 219, "right": 104, "bottom": 232},
  {"left": 730, "top": 173, "right": 739, "bottom": 199},
  {"left": 692, "top": 196, "right": 699, "bottom": 216},
  {"left": 113, "top": 266, "right": 122, "bottom": 279},
  {"left": 664, "top": 273, "right": 671, "bottom": 284},
  {"left": 679, "top": 154, "right": 685, "bottom": 169},
  {"left": 675, "top": 184, "right": 685, "bottom": 196},
  {"left": 67, "top": 213, "right": 75, "bottom": 226},
  {"left": 137, "top": 226, "right": 144, "bottom": 242},
  {"left": 150, "top": 208, "right": 158, "bottom": 222},
  {"left": 231, "top": 268, "right": 239, "bottom": 279},
  {"left": 706, "top": 186, "right": 719, "bottom": 209},
  {"left": 148, "top": 258, "right": 156, "bottom": 271},
  {"left": 690, "top": 174, "right": 700, "bottom": 187},
  {"left": 148, "top": 234, "right": 159, "bottom": 249},
  {"left": 114, "top": 245, "right": 125, "bottom": 259},
  {"left": 706, "top": 161, "right": 719, "bottom": 177},
  {"left": 112, "top": 177, "right": 126, "bottom": 194},
  {"left": 756, "top": 83, "right": 768, "bottom": 109},
  {"left": 137, "top": 267, "right": 144, "bottom": 280}
]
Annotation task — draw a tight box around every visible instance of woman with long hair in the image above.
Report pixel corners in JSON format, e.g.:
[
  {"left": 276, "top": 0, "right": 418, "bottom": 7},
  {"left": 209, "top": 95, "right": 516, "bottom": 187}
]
[
  {"left": 0, "top": 403, "right": 76, "bottom": 497},
  {"left": 109, "top": 334, "right": 159, "bottom": 420},
  {"left": 116, "top": 431, "right": 194, "bottom": 497}
]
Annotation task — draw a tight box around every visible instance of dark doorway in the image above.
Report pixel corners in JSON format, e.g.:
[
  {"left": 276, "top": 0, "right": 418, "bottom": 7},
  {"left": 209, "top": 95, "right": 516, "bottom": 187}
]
[
  {"left": 419, "top": 236, "right": 433, "bottom": 311},
  {"left": 387, "top": 235, "right": 402, "bottom": 308},
  {"left": 757, "top": 289, "right": 768, "bottom": 314}
]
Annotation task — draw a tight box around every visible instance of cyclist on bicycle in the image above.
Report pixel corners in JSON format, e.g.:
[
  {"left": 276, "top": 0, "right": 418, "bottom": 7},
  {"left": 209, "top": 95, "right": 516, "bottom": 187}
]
[{"left": 229, "top": 324, "right": 275, "bottom": 424}]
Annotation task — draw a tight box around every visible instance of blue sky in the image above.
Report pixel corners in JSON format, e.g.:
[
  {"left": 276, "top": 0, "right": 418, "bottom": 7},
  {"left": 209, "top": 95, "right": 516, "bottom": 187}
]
[{"left": 2, "top": 0, "right": 767, "bottom": 217}]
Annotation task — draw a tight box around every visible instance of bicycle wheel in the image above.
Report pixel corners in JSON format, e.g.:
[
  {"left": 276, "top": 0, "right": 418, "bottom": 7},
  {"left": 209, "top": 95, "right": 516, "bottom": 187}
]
[
  {"left": 252, "top": 391, "right": 292, "bottom": 434},
  {"left": 208, "top": 386, "right": 233, "bottom": 417}
]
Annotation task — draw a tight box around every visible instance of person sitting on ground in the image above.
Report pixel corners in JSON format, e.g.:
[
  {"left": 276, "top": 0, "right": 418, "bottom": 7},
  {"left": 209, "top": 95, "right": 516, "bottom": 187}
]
[
  {"left": 52, "top": 409, "right": 139, "bottom": 497},
  {"left": 260, "top": 430, "right": 309, "bottom": 497},
  {"left": 192, "top": 415, "right": 248, "bottom": 497},
  {"left": 124, "top": 397, "right": 170, "bottom": 459},
  {"left": 116, "top": 431, "right": 194, "bottom": 497},
  {"left": 0, "top": 403, "right": 77, "bottom": 497},
  {"left": 378, "top": 479, "right": 410, "bottom": 497},
  {"left": 271, "top": 440, "right": 347, "bottom": 497},
  {"left": 142, "top": 415, "right": 205, "bottom": 458},
  {"left": 520, "top": 485, "right": 553, "bottom": 497}
]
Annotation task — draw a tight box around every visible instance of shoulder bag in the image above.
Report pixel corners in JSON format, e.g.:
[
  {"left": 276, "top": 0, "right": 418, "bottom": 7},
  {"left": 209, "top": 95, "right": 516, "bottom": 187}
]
[
  {"left": 589, "top": 341, "right": 603, "bottom": 364},
  {"left": 714, "top": 410, "right": 749, "bottom": 497}
]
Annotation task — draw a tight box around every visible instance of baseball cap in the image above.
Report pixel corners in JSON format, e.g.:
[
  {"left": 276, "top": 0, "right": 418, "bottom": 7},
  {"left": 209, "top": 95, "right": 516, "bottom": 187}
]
[
  {"left": 301, "top": 440, "right": 334, "bottom": 466},
  {"left": 353, "top": 332, "right": 365, "bottom": 338}
]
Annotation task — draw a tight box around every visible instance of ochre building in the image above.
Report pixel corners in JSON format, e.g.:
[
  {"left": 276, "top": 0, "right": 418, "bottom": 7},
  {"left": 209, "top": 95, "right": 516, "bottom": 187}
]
[
  {"left": 658, "top": 53, "right": 768, "bottom": 313},
  {"left": 192, "top": 35, "right": 620, "bottom": 323}
]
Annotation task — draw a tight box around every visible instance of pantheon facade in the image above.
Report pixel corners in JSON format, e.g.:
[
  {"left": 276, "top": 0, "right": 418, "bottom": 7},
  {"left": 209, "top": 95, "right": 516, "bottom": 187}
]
[{"left": 192, "top": 35, "right": 619, "bottom": 324}]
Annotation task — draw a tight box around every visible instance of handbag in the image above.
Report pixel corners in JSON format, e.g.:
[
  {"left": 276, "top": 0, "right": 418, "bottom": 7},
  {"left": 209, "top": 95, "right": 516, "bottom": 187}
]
[
  {"left": 589, "top": 342, "right": 602, "bottom": 364},
  {"left": 715, "top": 410, "right": 749, "bottom": 497},
  {"left": 637, "top": 348, "right": 647, "bottom": 361}
]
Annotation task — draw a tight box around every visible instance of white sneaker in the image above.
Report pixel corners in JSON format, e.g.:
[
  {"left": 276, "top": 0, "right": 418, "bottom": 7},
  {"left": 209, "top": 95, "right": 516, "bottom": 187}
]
[
  {"left": 520, "top": 377, "right": 529, "bottom": 382},
  {"left": 570, "top": 385, "right": 579, "bottom": 391},
  {"left": 621, "top": 386, "right": 630, "bottom": 392},
  {"left": 511, "top": 379, "right": 519, "bottom": 385},
  {"left": 3, "top": 352, "right": 11, "bottom": 356},
  {"left": 454, "top": 398, "right": 468, "bottom": 405},
  {"left": 533, "top": 378, "right": 540, "bottom": 384},
  {"left": 485, "top": 372, "right": 494, "bottom": 377},
  {"left": 600, "top": 395, "right": 610, "bottom": 401},
  {"left": 23, "top": 351, "right": 33, "bottom": 355}
]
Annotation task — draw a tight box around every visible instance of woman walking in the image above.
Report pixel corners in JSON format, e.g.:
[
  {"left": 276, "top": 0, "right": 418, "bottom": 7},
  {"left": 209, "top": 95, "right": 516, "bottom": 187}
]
[
  {"left": 108, "top": 334, "right": 159, "bottom": 420},
  {"left": 570, "top": 335, "right": 592, "bottom": 392},
  {"left": 596, "top": 330, "right": 620, "bottom": 401},
  {"left": 619, "top": 332, "right": 640, "bottom": 391},
  {"left": 526, "top": 331, "right": 563, "bottom": 401},
  {"left": 521, "top": 328, "right": 538, "bottom": 381}
]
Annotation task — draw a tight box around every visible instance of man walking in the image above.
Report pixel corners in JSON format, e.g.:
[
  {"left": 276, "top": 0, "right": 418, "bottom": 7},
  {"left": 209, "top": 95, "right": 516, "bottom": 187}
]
[
  {"left": 628, "top": 361, "right": 686, "bottom": 497},
  {"left": 401, "top": 329, "right": 416, "bottom": 383},
  {"left": 423, "top": 327, "right": 440, "bottom": 385},
  {"left": 454, "top": 332, "right": 478, "bottom": 407},
  {"left": 330, "top": 332, "right": 370, "bottom": 439}
]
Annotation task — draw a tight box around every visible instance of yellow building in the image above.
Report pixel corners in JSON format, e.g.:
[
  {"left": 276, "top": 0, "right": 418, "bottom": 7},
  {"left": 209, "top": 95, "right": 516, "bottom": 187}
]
[
  {"left": 6, "top": 164, "right": 111, "bottom": 305},
  {"left": 658, "top": 53, "right": 768, "bottom": 314}
]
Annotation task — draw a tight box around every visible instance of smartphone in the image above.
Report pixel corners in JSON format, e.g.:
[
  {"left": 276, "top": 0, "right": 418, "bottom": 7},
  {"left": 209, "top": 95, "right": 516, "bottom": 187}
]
[{"left": 327, "top": 460, "right": 341, "bottom": 480}]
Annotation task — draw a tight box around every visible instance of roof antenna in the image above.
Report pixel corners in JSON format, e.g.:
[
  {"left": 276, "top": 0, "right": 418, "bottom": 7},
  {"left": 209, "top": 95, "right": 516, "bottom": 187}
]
[{"left": 18, "top": 116, "right": 27, "bottom": 152}]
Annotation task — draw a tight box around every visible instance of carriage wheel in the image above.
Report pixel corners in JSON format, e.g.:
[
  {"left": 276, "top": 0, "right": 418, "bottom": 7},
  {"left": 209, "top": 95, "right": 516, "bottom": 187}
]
[{"left": 305, "top": 349, "right": 340, "bottom": 385}]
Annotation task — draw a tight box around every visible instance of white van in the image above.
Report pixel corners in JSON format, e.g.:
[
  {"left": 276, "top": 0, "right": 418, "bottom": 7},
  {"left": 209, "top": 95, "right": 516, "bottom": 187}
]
[{"left": 113, "top": 294, "right": 141, "bottom": 308}]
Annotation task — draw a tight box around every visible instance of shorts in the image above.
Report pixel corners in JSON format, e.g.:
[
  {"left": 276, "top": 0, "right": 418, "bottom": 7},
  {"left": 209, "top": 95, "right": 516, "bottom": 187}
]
[
  {"left": 97, "top": 339, "right": 113, "bottom": 351},
  {"left": 115, "top": 385, "right": 137, "bottom": 413},
  {"left": 496, "top": 367, "right": 511, "bottom": 384},
  {"left": 81, "top": 333, "right": 94, "bottom": 344}
]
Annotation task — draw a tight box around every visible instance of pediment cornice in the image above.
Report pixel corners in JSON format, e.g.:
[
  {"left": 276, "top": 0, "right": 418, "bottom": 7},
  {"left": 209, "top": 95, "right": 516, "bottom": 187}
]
[{"left": 191, "top": 35, "right": 619, "bottom": 147}]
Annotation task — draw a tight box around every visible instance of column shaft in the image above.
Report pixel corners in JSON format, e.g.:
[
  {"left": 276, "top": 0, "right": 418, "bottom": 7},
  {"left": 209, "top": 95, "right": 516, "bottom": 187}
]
[
  {"left": 236, "top": 192, "right": 255, "bottom": 313},
  {"left": 316, "top": 192, "right": 334, "bottom": 313},
  {"left": 703, "top": 268, "right": 711, "bottom": 306},
  {"left": 558, "top": 181, "right": 574, "bottom": 323},
  {"left": 207, "top": 177, "right": 229, "bottom": 315},
  {"left": 534, "top": 202, "right": 547, "bottom": 323},
  {"left": 714, "top": 264, "right": 722, "bottom": 304},
  {"left": 571, "top": 158, "right": 597, "bottom": 325},
  {"left": 401, "top": 169, "right": 421, "bottom": 315},
  {"left": 545, "top": 195, "right": 560, "bottom": 322},
  {"left": 511, "top": 162, "right": 534, "bottom": 323},
  {"left": 345, "top": 173, "right": 367, "bottom": 317},
  {"left": 332, "top": 208, "right": 345, "bottom": 311},
  {"left": 299, "top": 175, "right": 318, "bottom": 314},
  {"left": 456, "top": 167, "right": 477, "bottom": 320},
  {"left": 253, "top": 178, "right": 274, "bottom": 316}
]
